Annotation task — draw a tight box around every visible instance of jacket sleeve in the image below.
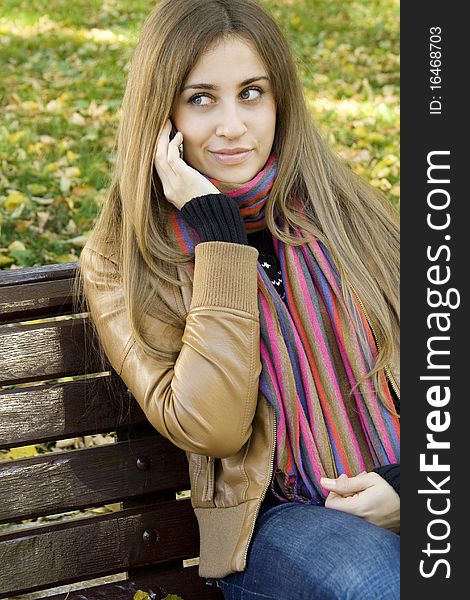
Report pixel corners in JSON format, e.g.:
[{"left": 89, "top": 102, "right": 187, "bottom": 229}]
[{"left": 80, "top": 241, "right": 262, "bottom": 458}]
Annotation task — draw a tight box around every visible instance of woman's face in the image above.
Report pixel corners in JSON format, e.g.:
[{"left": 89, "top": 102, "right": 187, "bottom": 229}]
[{"left": 172, "top": 36, "right": 276, "bottom": 186}]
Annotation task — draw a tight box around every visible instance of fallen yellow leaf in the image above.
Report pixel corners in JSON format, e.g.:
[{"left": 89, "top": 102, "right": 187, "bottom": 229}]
[
  {"left": 4, "top": 192, "right": 31, "bottom": 211},
  {"left": 27, "top": 142, "right": 46, "bottom": 155},
  {"left": 64, "top": 166, "right": 80, "bottom": 178},
  {"left": 70, "top": 112, "right": 86, "bottom": 126},
  {"left": 9, "top": 131, "right": 26, "bottom": 144},
  {"left": 66, "top": 150, "right": 79, "bottom": 162},
  {"left": 55, "top": 253, "right": 78, "bottom": 263},
  {"left": 39, "top": 135, "right": 57, "bottom": 144},
  {"left": 65, "top": 235, "right": 87, "bottom": 247},
  {"left": 290, "top": 15, "right": 302, "bottom": 30},
  {"left": 15, "top": 220, "right": 32, "bottom": 233},
  {"left": 22, "top": 100, "right": 40, "bottom": 112},
  {"left": 89, "top": 506, "right": 112, "bottom": 514},
  {"left": 71, "top": 184, "right": 94, "bottom": 197},
  {"left": 60, "top": 176, "right": 72, "bottom": 193},
  {"left": 27, "top": 183, "right": 48, "bottom": 195},
  {"left": 8, "top": 240, "right": 26, "bottom": 252},
  {"left": 6, "top": 445, "right": 38, "bottom": 459},
  {"left": 46, "top": 99, "right": 63, "bottom": 112}
]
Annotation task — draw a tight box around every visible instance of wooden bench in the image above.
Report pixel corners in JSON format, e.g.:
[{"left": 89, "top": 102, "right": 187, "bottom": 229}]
[{"left": 0, "top": 263, "right": 223, "bottom": 600}]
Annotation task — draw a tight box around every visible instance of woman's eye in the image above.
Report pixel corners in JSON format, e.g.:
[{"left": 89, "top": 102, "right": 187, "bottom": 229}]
[
  {"left": 188, "top": 87, "right": 263, "bottom": 106},
  {"left": 189, "top": 94, "right": 212, "bottom": 106},
  {"left": 240, "top": 87, "right": 263, "bottom": 101}
]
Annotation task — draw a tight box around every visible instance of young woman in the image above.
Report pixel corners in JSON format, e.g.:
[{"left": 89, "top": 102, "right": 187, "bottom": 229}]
[{"left": 80, "top": 0, "right": 400, "bottom": 597}]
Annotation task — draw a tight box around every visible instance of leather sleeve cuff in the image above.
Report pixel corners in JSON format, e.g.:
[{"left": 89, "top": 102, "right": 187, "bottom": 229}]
[{"left": 181, "top": 194, "right": 248, "bottom": 245}]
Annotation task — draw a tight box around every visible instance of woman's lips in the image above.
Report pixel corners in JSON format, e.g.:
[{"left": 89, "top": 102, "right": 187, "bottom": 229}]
[{"left": 208, "top": 149, "right": 253, "bottom": 165}]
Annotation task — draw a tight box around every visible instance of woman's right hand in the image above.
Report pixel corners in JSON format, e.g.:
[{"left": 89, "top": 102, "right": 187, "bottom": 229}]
[
  {"left": 321, "top": 472, "right": 400, "bottom": 533},
  {"left": 154, "top": 119, "right": 220, "bottom": 210}
]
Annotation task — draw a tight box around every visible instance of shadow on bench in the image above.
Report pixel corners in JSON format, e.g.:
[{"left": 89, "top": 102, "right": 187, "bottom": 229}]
[{"left": 0, "top": 263, "right": 223, "bottom": 600}]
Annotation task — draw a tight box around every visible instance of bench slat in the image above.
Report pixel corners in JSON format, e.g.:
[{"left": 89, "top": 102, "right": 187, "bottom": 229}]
[
  {"left": 0, "top": 318, "right": 102, "bottom": 385},
  {"left": 0, "top": 437, "right": 190, "bottom": 523},
  {"left": 0, "top": 262, "right": 76, "bottom": 287},
  {"left": 0, "top": 278, "right": 75, "bottom": 323},
  {"left": 36, "top": 565, "right": 223, "bottom": 600},
  {"left": 0, "top": 376, "right": 146, "bottom": 450},
  {"left": 0, "top": 502, "right": 199, "bottom": 599}
]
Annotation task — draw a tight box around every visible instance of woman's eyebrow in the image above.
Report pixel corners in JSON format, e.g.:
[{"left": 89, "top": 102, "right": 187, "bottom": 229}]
[{"left": 182, "top": 76, "right": 270, "bottom": 91}]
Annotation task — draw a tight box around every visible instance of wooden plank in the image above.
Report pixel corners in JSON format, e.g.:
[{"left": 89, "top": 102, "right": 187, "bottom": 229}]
[
  {"left": 0, "top": 278, "right": 75, "bottom": 323},
  {"left": 0, "top": 318, "right": 103, "bottom": 385},
  {"left": 0, "top": 502, "right": 200, "bottom": 598},
  {"left": 38, "top": 565, "right": 224, "bottom": 600},
  {"left": 0, "top": 263, "right": 76, "bottom": 287},
  {"left": 0, "top": 437, "right": 190, "bottom": 523},
  {"left": 0, "top": 376, "right": 146, "bottom": 450}
]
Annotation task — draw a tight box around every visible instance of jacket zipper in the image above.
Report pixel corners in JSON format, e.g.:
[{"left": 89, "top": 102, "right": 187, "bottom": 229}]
[
  {"left": 243, "top": 407, "right": 277, "bottom": 565},
  {"left": 350, "top": 284, "right": 400, "bottom": 401},
  {"left": 202, "top": 456, "right": 215, "bottom": 502}
]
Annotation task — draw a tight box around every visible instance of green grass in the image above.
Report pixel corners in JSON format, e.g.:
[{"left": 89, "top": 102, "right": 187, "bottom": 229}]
[{"left": 0, "top": 0, "right": 399, "bottom": 268}]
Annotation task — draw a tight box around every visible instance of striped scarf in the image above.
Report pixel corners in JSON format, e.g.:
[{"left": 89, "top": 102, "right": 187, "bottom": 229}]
[
  {"left": 206, "top": 154, "right": 277, "bottom": 233},
  {"left": 171, "top": 155, "right": 400, "bottom": 504}
]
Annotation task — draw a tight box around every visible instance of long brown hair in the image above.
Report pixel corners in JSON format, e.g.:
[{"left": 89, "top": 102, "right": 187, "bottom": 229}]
[{"left": 81, "top": 0, "right": 399, "bottom": 400}]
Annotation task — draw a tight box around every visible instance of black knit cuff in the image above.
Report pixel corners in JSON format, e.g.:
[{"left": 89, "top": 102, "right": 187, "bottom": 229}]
[
  {"left": 374, "top": 463, "right": 400, "bottom": 497},
  {"left": 181, "top": 194, "right": 248, "bottom": 245}
]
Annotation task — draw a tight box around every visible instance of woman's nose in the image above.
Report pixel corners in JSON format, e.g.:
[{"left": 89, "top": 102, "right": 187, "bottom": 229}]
[{"left": 215, "top": 104, "right": 248, "bottom": 138}]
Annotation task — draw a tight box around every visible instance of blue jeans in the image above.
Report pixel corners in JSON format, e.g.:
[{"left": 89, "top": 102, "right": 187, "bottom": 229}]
[{"left": 206, "top": 501, "right": 400, "bottom": 599}]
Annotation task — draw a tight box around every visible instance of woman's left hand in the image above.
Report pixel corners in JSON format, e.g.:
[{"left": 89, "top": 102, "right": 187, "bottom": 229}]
[
  {"left": 154, "top": 119, "right": 220, "bottom": 210},
  {"left": 321, "top": 471, "right": 400, "bottom": 533}
]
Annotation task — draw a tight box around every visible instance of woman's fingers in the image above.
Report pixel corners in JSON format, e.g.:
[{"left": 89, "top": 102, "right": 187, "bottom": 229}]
[
  {"left": 154, "top": 121, "right": 190, "bottom": 209},
  {"left": 154, "top": 119, "right": 171, "bottom": 166},
  {"left": 321, "top": 471, "right": 373, "bottom": 496},
  {"left": 154, "top": 119, "right": 183, "bottom": 171},
  {"left": 324, "top": 474, "right": 400, "bottom": 531},
  {"left": 325, "top": 490, "right": 361, "bottom": 513},
  {"left": 167, "top": 130, "right": 183, "bottom": 172}
]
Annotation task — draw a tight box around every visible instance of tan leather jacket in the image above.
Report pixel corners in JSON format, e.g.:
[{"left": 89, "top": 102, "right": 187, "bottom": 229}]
[
  {"left": 80, "top": 237, "right": 400, "bottom": 580},
  {"left": 80, "top": 238, "right": 275, "bottom": 579}
]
